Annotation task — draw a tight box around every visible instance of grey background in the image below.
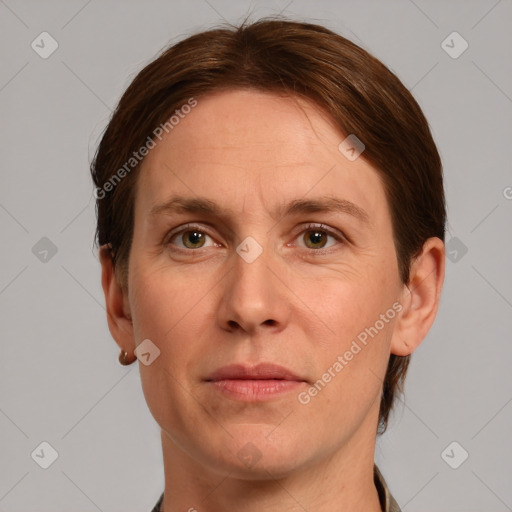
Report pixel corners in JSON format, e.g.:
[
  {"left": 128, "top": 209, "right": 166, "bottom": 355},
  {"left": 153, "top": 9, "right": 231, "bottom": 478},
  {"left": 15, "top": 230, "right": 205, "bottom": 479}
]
[{"left": 1, "top": 0, "right": 511, "bottom": 510}]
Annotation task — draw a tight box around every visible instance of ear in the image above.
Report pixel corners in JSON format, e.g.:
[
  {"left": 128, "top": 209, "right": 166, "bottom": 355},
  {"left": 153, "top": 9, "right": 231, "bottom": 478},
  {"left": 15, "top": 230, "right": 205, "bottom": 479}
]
[
  {"left": 99, "top": 245, "right": 135, "bottom": 354},
  {"left": 391, "top": 237, "right": 445, "bottom": 356}
]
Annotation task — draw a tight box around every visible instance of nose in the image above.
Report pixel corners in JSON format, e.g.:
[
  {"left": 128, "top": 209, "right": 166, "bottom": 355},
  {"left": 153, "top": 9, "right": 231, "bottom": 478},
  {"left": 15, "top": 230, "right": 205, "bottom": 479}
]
[{"left": 217, "top": 245, "right": 290, "bottom": 335}]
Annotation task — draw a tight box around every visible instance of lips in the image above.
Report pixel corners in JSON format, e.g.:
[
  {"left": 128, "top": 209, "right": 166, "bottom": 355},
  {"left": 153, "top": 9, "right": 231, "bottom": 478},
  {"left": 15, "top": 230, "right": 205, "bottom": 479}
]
[
  {"left": 205, "top": 363, "right": 307, "bottom": 402},
  {"left": 205, "top": 363, "right": 306, "bottom": 382}
]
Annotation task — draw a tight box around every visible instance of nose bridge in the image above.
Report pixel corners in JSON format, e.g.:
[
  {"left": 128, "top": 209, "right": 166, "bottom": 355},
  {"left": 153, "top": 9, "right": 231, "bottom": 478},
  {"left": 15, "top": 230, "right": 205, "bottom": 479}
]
[{"left": 231, "top": 238, "right": 274, "bottom": 305}]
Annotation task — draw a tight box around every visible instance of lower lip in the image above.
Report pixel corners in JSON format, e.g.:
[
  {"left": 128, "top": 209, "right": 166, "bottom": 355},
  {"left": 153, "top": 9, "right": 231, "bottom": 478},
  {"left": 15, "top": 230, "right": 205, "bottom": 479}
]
[{"left": 208, "top": 379, "right": 303, "bottom": 401}]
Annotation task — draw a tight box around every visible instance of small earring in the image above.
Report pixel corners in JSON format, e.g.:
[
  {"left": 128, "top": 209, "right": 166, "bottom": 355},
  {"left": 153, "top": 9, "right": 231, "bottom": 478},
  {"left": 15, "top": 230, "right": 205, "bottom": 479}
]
[{"left": 118, "top": 350, "right": 137, "bottom": 366}]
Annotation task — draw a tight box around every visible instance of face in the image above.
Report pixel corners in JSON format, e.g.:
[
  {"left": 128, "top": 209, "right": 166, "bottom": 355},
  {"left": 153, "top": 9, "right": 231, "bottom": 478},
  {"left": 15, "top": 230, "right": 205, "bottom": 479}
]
[{"left": 125, "top": 89, "right": 404, "bottom": 477}]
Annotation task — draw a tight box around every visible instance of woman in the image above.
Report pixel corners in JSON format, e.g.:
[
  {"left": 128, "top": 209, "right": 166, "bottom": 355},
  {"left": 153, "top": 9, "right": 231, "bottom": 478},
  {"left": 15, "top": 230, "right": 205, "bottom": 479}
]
[{"left": 91, "top": 17, "right": 445, "bottom": 512}]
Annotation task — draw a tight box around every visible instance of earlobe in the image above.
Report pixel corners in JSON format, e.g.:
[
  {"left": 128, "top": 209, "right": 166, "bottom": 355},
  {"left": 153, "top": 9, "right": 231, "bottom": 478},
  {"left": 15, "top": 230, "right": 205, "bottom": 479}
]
[
  {"left": 391, "top": 237, "right": 445, "bottom": 356},
  {"left": 99, "top": 245, "right": 135, "bottom": 353}
]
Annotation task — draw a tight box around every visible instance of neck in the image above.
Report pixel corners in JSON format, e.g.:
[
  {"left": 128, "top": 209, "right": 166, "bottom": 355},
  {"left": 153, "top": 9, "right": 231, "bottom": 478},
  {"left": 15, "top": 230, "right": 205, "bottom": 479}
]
[{"left": 158, "top": 415, "right": 382, "bottom": 512}]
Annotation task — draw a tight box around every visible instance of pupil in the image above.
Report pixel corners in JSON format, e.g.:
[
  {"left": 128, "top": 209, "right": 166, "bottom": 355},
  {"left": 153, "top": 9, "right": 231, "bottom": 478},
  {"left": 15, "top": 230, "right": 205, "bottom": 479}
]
[
  {"left": 187, "top": 231, "right": 203, "bottom": 246},
  {"left": 309, "top": 231, "right": 325, "bottom": 247}
]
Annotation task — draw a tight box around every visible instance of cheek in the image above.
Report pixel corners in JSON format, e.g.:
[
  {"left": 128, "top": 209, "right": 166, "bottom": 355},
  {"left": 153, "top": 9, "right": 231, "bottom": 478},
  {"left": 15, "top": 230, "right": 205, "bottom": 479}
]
[
  {"left": 294, "top": 257, "right": 399, "bottom": 413},
  {"left": 127, "top": 264, "right": 208, "bottom": 430},
  {"left": 298, "top": 256, "right": 397, "bottom": 344},
  {"left": 127, "top": 257, "right": 221, "bottom": 393},
  {"left": 128, "top": 256, "right": 211, "bottom": 339},
  {"left": 298, "top": 309, "right": 396, "bottom": 440}
]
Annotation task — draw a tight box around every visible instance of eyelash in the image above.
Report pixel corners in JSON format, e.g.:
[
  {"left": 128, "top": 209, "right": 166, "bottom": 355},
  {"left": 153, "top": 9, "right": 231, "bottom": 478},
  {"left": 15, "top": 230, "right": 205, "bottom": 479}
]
[{"left": 164, "top": 222, "right": 346, "bottom": 254}]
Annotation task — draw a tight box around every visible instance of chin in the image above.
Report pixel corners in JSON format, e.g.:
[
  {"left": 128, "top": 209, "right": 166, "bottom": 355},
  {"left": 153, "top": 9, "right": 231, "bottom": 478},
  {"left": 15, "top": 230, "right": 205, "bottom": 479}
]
[{"left": 217, "top": 427, "right": 310, "bottom": 478}]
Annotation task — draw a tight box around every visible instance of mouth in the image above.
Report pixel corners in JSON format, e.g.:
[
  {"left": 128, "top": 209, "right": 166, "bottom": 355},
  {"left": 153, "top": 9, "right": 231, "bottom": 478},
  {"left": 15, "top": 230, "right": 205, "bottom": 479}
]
[{"left": 204, "top": 363, "right": 307, "bottom": 402}]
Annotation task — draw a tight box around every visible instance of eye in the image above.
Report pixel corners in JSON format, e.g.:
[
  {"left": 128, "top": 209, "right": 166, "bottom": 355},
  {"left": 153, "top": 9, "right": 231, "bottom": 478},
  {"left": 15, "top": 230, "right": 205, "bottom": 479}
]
[
  {"left": 165, "top": 223, "right": 345, "bottom": 253},
  {"left": 294, "top": 223, "right": 345, "bottom": 251},
  {"left": 166, "top": 224, "right": 218, "bottom": 250}
]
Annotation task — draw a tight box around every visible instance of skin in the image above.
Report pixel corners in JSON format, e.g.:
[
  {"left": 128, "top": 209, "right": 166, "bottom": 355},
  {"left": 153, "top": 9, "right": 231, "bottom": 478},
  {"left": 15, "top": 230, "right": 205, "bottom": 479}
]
[{"left": 100, "top": 89, "right": 445, "bottom": 511}]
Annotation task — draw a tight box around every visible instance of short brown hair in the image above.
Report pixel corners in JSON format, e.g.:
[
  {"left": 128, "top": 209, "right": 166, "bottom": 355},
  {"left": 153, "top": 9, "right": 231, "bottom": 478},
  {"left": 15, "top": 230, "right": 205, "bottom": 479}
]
[{"left": 91, "top": 17, "right": 446, "bottom": 434}]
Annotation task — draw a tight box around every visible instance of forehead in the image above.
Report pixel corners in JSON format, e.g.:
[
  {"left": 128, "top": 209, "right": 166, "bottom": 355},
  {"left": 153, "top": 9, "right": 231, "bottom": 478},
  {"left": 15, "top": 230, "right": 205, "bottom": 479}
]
[
  {"left": 135, "top": 89, "right": 388, "bottom": 225},
  {"left": 156, "top": 89, "right": 345, "bottom": 166}
]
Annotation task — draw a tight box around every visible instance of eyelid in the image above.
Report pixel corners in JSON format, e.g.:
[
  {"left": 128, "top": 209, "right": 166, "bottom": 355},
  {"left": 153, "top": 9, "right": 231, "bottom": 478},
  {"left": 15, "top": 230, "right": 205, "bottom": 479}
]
[{"left": 296, "top": 222, "right": 345, "bottom": 240}]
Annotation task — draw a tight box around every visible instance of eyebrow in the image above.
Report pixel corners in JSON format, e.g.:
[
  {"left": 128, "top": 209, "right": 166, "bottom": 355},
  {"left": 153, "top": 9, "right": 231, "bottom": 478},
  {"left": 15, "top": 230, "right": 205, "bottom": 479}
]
[{"left": 149, "top": 195, "right": 370, "bottom": 225}]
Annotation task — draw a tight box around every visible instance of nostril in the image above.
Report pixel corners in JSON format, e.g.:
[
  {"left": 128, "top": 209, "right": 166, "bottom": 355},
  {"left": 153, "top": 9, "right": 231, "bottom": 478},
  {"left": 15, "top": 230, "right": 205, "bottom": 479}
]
[{"left": 263, "top": 319, "right": 276, "bottom": 326}]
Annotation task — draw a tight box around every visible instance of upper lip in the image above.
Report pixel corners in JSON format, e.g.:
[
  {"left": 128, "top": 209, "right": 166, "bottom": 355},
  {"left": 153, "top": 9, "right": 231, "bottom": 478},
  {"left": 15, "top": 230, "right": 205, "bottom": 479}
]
[{"left": 205, "top": 363, "right": 306, "bottom": 382}]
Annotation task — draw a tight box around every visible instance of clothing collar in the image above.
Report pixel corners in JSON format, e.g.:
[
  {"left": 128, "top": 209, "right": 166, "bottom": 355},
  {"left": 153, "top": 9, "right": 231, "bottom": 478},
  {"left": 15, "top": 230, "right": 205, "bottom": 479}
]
[
  {"left": 151, "top": 464, "right": 401, "bottom": 512},
  {"left": 374, "top": 464, "right": 402, "bottom": 512}
]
